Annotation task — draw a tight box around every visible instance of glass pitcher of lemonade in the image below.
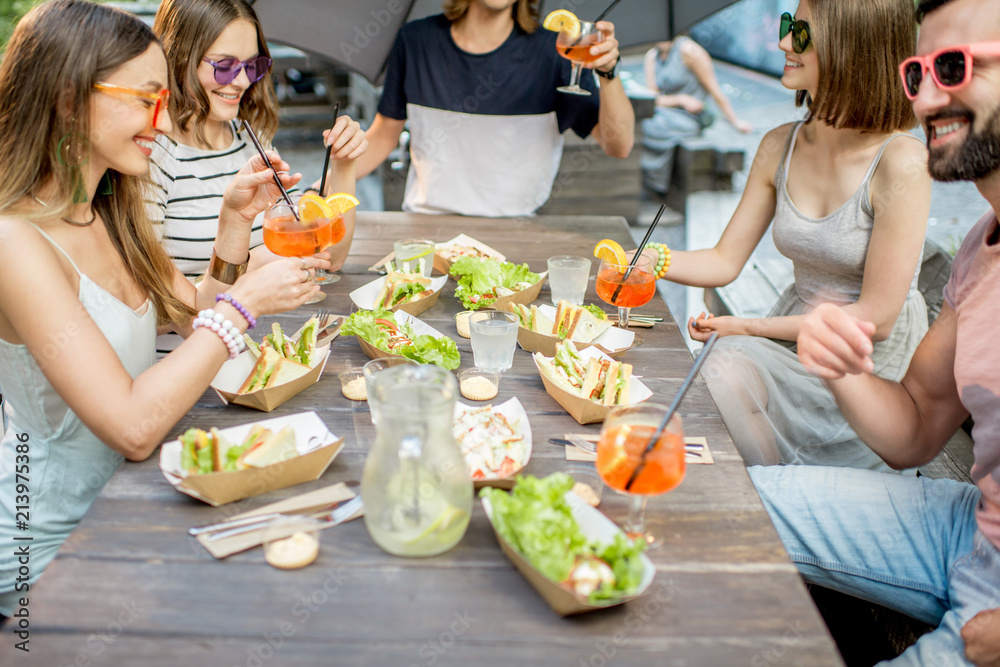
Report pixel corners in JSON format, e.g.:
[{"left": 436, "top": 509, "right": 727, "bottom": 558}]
[{"left": 361, "top": 364, "right": 472, "bottom": 557}]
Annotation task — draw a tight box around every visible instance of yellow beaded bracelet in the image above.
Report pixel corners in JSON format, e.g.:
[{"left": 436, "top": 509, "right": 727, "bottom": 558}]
[{"left": 648, "top": 242, "right": 671, "bottom": 279}]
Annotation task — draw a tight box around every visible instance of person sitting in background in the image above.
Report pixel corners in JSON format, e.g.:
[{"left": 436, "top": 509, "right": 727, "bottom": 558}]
[
  {"left": 754, "top": 1, "right": 1000, "bottom": 661},
  {"left": 151, "top": 0, "right": 367, "bottom": 281},
  {"left": 658, "top": 0, "right": 932, "bottom": 470},
  {"left": 0, "top": 0, "right": 323, "bottom": 616},
  {"left": 354, "top": 0, "right": 634, "bottom": 217},
  {"left": 640, "top": 37, "right": 752, "bottom": 195}
]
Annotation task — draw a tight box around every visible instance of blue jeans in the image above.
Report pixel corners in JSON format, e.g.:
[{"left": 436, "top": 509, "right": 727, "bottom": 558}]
[{"left": 749, "top": 465, "right": 1000, "bottom": 666}]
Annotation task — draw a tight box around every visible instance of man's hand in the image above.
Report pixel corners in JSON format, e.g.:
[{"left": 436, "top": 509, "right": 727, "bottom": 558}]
[
  {"left": 964, "top": 609, "right": 1000, "bottom": 667},
  {"left": 798, "top": 303, "right": 876, "bottom": 379},
  {"left": 589, "top": 20, "right": 620, "bottom": 74}
]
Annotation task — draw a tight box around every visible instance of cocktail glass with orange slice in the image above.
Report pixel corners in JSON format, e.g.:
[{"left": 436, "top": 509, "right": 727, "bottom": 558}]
[
  {"left": 263, "top": 192, "right": 345, "bottom": 304},
  {"left": 594, "top": 239, "right": 657, "bottom": 328},
  {"left": 310, "top": 192, "right": 360, "bottom": 286},
  {"left": 596, "top": 403, "right": 685, "bottom": 549},
  {"left": 544, "top": 10, "right": 602, "bottom": 96}
]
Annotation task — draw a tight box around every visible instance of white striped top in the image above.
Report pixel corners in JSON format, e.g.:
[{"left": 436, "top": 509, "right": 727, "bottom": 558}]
[{"left": 148, "top": 120, "right": 266, "bottom": 278}]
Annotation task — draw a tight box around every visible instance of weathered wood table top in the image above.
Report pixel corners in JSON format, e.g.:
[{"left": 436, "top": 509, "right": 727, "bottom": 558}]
[{"left": 1, "top": 213, "right": 842, "bottom": 666}]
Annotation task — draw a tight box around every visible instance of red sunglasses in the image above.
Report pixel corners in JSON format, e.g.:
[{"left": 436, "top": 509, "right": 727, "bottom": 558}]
[{"left": 899, "top": 41, "right": 1000, "bottom": 99}]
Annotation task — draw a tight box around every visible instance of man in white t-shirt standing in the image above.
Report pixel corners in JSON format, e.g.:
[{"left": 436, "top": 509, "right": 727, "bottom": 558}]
[{"left": 356, "top": 0, "right": 634, "bottom": 217}]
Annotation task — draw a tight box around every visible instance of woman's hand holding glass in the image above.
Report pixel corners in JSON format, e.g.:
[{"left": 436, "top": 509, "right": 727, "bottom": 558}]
[{"left": 221, "top": 254, "right": 330, "bottom": 319}]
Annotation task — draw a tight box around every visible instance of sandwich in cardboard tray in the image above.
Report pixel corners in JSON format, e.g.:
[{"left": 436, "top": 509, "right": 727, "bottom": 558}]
[
  {"left": 239, "top": 320, "right": 319, "bottom": 394},
  {"left": 512, "top": 301, "right": 612, "bottom": 345},
  {"left": 375, "top": 269, "right": 434, "bottom": 309},
  {"left": 534, "top": 340, "right": 632, "bottom": 406},
  {"left": 180, "top": 424, "right": 298, "bottom": 474}
]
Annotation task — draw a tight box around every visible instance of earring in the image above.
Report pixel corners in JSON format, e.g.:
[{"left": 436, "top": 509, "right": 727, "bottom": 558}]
[
  {"left": 97, "top": 170, "right": 113, "bottom": 196},
  {"left": 57, "top": 132, "right": 90, "bottom": 204}
]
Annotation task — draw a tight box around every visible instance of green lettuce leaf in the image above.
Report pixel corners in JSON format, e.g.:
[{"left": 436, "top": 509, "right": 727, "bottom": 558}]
[
  {"left": 481, "top": 473, "right": 646, "bottom": 602},
  {"left": 450, "top": 258, "right": 540, "bottom": 310},
  {"left": 341, "top": 309, "right": 459, "bottom": 369}
]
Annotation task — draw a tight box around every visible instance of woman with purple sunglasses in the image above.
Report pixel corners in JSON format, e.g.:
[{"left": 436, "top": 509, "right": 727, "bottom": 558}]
[{"left": 149, "top": 0, "right": 367, "bottom": 314}]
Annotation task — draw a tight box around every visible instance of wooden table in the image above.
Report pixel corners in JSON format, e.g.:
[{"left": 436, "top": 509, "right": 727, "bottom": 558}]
[{"left": 0, "top": 213, "right": 842, "bottom": 665}]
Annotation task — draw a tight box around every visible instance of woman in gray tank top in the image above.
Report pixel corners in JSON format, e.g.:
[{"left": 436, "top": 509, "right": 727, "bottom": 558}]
[
  {"left": 640, "top": 37, "right": 753, "bottom": 194},
  {"left": 654, "top": 0, "right": 932, "bottom": 470}
]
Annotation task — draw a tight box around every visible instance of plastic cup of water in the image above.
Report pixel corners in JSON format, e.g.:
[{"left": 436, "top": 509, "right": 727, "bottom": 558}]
[{"left": 469, "top": 311, "right": 518, "bottom": 373}]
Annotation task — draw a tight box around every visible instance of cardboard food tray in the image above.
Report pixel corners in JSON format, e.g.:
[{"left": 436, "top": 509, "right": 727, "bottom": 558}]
[
  {"left": 533, "top": 347, "right": 653, "bottom": 425},
  {"left": 482, "top": 491, "right": 655, "bottom": 616},
  {"left": 355, "top": 311, "right": 452, "bottom": 362},
  {"left": 454, "top": 397, "right": 532, "bottom": 490},
  {"left": 349, "top": 275, "right": 448, "bottom": 317},
  {"left": 159, "top": 411, "right": 344, "bottom": 506},
  {"left": 211, "top": 342, "right": 330, "bottom": 412},
  {"left": 434, "top": 234, "right": 505, "bottom": 275},
  {"left": 486, "top": 272, "right": 547, "bottom": 312},
  {"left": 503, "top": 303, "right": 635, "bottom": 357}
]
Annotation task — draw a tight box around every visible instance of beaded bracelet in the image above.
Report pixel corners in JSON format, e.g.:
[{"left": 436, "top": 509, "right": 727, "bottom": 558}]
[
  {"left": 648, "top": 242, "right": 672, "bottom": 279},
  {"left": 193, "top": 309, "right": 246, "bottom": 360},
  {"left": 215, "top": 293, "right": 257, "bottom": 329}
]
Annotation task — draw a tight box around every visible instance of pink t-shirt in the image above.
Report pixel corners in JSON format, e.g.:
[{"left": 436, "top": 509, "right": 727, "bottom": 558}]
[{"left": 943, "top": 210, "right": 1000, "bottom": 549}]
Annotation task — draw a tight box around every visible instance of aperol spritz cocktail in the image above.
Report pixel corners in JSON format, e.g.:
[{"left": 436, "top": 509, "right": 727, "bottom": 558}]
[
  {"left": 596, "top": 404, "right": 685, "bottom": 548},
  {"left": 263, "top": 193, "right": 345, "bottom": 304},
  {"left": 595, "top": 256, "right": 657, "bottom": 328},
  {"left": 556, "top": 20, "right": 603, "bottom": 96}
]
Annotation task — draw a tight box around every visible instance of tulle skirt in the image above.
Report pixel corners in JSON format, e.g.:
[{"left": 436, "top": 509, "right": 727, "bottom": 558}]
[{"left": 700, "top": 286, "right": 928, "bottom": 470}]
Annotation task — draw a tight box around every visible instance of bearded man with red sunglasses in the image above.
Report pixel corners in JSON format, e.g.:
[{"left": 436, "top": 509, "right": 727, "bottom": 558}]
[{"left": 748, "top": 0, "right": 1000, "bottom": 664}]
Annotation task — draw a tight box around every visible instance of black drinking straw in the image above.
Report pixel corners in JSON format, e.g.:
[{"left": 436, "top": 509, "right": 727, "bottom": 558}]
[
  {"left": 624, "top": 332, "right": 718, "bottom": 491},
  {"left": 610, "top": 203, "right": 666, "bottom": 303},
  {"left": 594, "top": 0, "right": 622, "bottom": 23},
  {"left": 241, "top": 119, "right": 298, "bottom": 220},
  {"left": 563, "top": 0, "right": 622, "bottom": 54},
  {"left": 318, "top": 102, "right": 340, "bottom": 197}
]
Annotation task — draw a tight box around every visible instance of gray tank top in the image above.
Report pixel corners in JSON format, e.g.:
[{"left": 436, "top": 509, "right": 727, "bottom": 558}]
[
  {"left": 772, "top": 122, "right": 923, "bottom": 308},
  {"left": 653, "top": 37, "right": 708, "bottom": 103}
]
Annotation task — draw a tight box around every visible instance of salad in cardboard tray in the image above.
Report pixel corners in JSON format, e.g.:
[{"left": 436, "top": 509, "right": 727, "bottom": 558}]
[
  {"left": 449, "top": 257, "right": 543, "bottom": 310},
  {"left": 480, "top": 473, "right": 653, "bottom": 614},
  {"left": 341, "top": 308, "right": 460, "bottom": 369}
]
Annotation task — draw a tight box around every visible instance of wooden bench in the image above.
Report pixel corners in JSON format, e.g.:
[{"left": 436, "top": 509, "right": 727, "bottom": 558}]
[{"left": 662, "top": 134, "right": 745, "bottom": 214}]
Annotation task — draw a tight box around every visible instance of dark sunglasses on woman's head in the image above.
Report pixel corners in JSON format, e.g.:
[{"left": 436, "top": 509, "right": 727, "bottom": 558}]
[
  {"left": 899, "top": 41, "right": 1000, "bottom": 99},
  {"left": 202, "top": 55, "right": 272, "bottom": 86},
  {"left": 779, "top": 12, "right": 811, "bottom": 54}
]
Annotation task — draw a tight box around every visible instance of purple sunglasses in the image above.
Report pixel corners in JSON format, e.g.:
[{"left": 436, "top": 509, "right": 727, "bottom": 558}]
[{"left": 202, "top": 56, "right": 272, "bottom": 85}]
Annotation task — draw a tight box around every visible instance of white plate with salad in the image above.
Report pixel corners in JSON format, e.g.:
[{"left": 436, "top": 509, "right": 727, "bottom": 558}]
[{"left": 454, "top": 397, "right": 532, "bottom": 488}]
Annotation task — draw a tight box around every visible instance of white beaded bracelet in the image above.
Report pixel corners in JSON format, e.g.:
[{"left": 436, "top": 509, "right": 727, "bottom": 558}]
[{"left": 192, "top": 309, "right": 246, "bottom": 360}]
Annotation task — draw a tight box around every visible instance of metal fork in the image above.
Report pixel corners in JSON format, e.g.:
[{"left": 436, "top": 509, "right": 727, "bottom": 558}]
[
  {"left": 313, "top": 308, "right": 333, "bottom": 329},
  {"left": 202, "top": 496, "right": 363, "bottom": 542},
  {"left": 555, "top": 434, "right": 704, "bottom": 456}
]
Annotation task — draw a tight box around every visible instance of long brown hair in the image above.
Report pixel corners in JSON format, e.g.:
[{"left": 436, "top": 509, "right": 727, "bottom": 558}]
[
  {"left": 154, "top": 0, "right": 279, "bottom": 146},
  {"left": 797, "top": 0, "right": 917, "bottom": 132},
  {"left": 443, "top": 0, "right": 539, "bottom": 33},
  {"left": 0, "top": 0, "right": 193, "bottom": 326}
]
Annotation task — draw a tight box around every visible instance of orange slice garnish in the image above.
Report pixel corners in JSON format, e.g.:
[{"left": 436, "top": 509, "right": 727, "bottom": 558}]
[
  {"left": 324, "top": 192, "right": 360, "bottom": 215},
  {"left": 298, "top": 193, "right": 335, "bottom": 223},
  {"left": 594, "top": 239, "right": 627, "bottom": 265},
  {"left": 542, "top": 9, "right": 580, "bottom": 40}
]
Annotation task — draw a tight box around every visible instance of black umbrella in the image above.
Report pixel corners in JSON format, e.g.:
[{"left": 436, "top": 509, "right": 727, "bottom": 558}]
[{"left": 251, "top": 0, "right": 746, "bottom": 85}]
